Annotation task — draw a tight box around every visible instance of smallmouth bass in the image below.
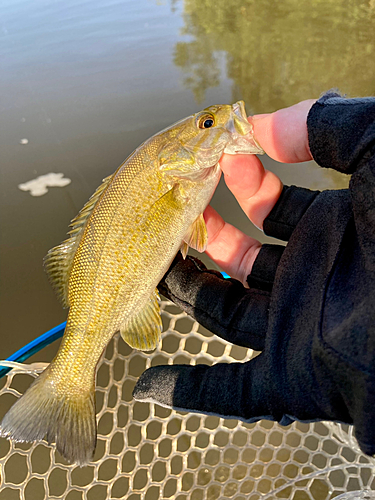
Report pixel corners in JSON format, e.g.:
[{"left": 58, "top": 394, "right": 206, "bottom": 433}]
[{"left": 0, "top": 101, "right": 263, "bottom": 465}]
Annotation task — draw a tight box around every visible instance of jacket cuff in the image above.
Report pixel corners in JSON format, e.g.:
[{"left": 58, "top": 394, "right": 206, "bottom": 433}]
[
  {"left": 247, "top": 244, "right": 285, "bottom": 291},
  {"left": 307, "top": 91, "right": 375, "bottom": 174},
  {"left": 263, "top": 185, "right": 320, "bottom": 241}
]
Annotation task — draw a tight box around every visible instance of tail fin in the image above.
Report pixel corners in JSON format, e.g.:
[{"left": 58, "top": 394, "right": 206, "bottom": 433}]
[{"left": 0, "top": 368, "right": 96, "bottom": 466}]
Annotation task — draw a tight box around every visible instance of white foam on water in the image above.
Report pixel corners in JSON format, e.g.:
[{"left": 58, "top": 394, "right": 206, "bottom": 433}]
[{"left": 18, "top": 173, "right": 72, "bottom": 196}]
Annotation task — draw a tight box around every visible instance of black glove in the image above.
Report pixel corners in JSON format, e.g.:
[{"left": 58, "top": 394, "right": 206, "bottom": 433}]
[
  {"left": 132, "top": 248, "right": 281, "bottom": 420},
  {"left": 133, "top": 216, "right": 352, "bottom": 428}
]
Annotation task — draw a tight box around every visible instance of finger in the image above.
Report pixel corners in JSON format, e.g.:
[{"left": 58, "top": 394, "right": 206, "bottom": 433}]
[
  {"left": 252, "top": 99, "right": 316, "bottom": 164},
  {"left": 158, "top": 253, "right": 270, "bottom": 351},
  {"left": 219, "top": 154, "right": 283, "bottom": 229},
  {"left": 218, "top": 100, "right": 315, "bottom": 229},
  {"left": 204, "top": 205, "right": 261, "bottom": 284},
  {"left": 133, "top": 357, "right": 272, "bottom": 421}
]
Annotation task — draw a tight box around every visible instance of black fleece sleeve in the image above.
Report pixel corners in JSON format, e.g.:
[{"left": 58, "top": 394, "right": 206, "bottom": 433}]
[
  {"left": 306, "top": 93, "right": 375, "bottom": 454},
  {"left": 307, "top": 92, "right": 375, "bottom": 174},
  {"left": 308, "top": 92, "right": 375, "bottom": 273},
  {"left": 263, "top": 185, "right": 320, "bottom": 241}
]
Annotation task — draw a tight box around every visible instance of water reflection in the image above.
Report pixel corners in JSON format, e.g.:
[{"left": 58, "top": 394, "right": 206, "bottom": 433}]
[{"left": 174, "top": 0, "right": 375, "bottom": 111}]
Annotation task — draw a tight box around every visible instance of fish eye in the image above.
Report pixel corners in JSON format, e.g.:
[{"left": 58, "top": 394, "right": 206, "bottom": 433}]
[{"left": 197, "top": 114, "right": 215, "bottom": 129}]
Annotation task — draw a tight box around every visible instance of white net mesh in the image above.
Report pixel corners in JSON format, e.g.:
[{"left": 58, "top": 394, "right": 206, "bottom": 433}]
[{"left": 0, "top": 300, "right": 374, "bottom": 500}]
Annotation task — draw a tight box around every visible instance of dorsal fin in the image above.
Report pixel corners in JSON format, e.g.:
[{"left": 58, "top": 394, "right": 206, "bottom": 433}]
[
  {"left": 43, "top": 174, "right": 114, "bottom": 307},
  {"left": 67, "top": 174, "right": 113, "bottom": 238}
]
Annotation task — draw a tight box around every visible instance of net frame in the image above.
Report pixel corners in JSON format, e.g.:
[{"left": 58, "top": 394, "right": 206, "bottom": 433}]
[{"left": 0, "top": 299, "right": 374, "bottom": 500}]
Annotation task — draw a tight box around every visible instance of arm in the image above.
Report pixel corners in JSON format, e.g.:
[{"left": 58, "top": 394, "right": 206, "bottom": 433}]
[
  {"left": 135, "top": 94, "right": 375, "bottom": 457},
  {"left": 307, "top": 92, "right": 375, "bottom": 271}
]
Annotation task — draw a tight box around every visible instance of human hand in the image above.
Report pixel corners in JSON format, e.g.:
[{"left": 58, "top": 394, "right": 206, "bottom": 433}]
[
  {"left": 133, "top": 99, "right": 333, "bottom": 431},
  {"left": 204, "top": 98, "right": 315, "bottom": 284}
]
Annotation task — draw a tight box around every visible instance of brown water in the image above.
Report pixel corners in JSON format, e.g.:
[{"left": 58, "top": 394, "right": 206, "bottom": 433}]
[{"left": 1, "top": 0, "right": 374, "bottom": 361}]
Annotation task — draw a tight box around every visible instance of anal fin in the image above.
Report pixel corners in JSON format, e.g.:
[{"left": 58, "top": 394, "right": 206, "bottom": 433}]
[{"left": 120, "top": 290, "right": 162, "bottom": 351}]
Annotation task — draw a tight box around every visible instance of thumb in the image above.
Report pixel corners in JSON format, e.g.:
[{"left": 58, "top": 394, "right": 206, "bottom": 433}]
[{"left": 253, "top": 99, "right": 316, "bottom": 164}]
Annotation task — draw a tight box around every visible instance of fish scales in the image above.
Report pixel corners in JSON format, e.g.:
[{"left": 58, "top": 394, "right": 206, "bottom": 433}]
[
  {"left": 53, "top": 148, "right": 173, "bottom": 383},
  {"left": 0, "top": 101, "right": 264, "bottom": 464}
]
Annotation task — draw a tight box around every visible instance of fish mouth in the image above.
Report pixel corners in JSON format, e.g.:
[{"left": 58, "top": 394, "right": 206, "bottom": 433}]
[
  {"left": 224, "top": 132, "right": 264, "bottom": 155},
  {"left": 224, "top": 101, "right": 264, "bottom": 155},
  {"left": 232, "top": 100, "right": 248, "bottom": 120}
]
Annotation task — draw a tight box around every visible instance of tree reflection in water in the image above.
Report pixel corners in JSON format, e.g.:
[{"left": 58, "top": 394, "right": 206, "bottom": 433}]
[{"left": 173, "top": 0, "right": 375, "bottom": 112}]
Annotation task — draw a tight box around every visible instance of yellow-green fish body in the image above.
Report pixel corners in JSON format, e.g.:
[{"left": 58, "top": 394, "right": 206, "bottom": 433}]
[{"left": 0, "top": 101, "right": 263, "bottom": 464}]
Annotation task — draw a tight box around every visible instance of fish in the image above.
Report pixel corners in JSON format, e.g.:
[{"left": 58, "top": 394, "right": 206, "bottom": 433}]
[{"left": 0, "top": 101, "right": 263, "bottom": 465}]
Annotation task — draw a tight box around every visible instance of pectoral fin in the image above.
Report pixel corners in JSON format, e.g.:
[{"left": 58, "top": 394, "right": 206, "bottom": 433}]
[
  {"left": 120, "top": 290, "right": 162, "bottom": 351},
  {"left": 181, "top": 214, "right": 208, "bottom": 258}
]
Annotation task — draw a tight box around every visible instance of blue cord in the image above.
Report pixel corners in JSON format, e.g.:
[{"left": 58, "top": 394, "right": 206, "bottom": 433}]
[
  {"left": 0, "top": 322, "right": 66, "bottom": 379},
  {"left": 0, "top": 272, "right": 231, "bottom": 380}
]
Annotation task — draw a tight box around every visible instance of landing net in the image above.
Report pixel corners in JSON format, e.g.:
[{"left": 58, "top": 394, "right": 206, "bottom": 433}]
[{"left": 0, "top": 300, "right": 374, "bottom": 500}]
